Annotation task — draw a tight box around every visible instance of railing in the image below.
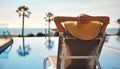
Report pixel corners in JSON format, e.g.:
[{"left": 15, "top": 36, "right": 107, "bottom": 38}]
[{"left": 0, "top": 23, "right": 12, "bottom": 39}]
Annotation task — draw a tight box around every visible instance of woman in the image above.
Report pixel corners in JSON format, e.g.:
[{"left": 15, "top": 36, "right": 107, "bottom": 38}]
[
  {"left": 54, "top": 14, "right": 109, "bottom": 32},
  {"left": 53, "top": 14, "right": 110, "bottom": 69},
  {"left": 54, "top": 13, "right": 109, "bottom": 40}
]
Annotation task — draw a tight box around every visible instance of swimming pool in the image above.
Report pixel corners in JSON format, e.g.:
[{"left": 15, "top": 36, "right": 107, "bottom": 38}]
[
  {"left": 100, "top": 36, "right": 120, "bottom": 69},
  {"left": 0, "top": 37, "right": 59, "bottom": 69},
  {"left": 0, "top": 36, "right": 120, "bottom": 69}
]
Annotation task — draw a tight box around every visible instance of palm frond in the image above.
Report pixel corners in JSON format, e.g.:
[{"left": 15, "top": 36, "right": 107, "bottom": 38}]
[
  {"left": 16, "top": 5, "right": 31, "bottom": 18},
  {"left": 19, "top": 14, "right": 21, "bottom": 17},
  {"left": 117, "top": 19, "right": 120, "bottom": 24},
  {"left": 16, "top": 10, "right": 19, "bottom": 12},
  {"left": 46, "top": 12, "right": 53, "bottom": 17},
  {"left": 27, "top": 11, "right": 31, "bottom": 16},
  {"left": 24, "top": 15, "right": 29, "bottom": 18},
  {"left": 18, "top": 6, "right": 23, "bottom": 11}
]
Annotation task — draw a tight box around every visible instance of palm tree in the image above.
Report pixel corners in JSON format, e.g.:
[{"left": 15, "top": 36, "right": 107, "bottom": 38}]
[
  {"left": 117, "top": 19, "right": 120, "bottom": 35},
  {"left": 117, "top": 19, "right": 120, "bottom": 24},
  {"left": 117, "top": 19, "right": 120, "bottom": 41},
  {"left": 44, "top": 12, "right": 54, "bottom": 37},
  {"left": 16, "top": 5, "right": 31, "bottom": 37}
]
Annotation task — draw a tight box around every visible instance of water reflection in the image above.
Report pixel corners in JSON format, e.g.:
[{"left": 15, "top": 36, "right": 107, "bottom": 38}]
[
  {"left": 105, "top": 36, "right": 109, "bottom": 43},
  {"left": 44, "top": 37, "right": 54, "bottom": 50},
  {"left": 117, "top": 36, "right": 120, "bottom": 42},
  {"left": 116, "top": 28, "right": 120, "bottom": 41},
  {"left": 0, "top": 44, "right": 13, "bottom": 69},
  {"left": 117, "top": 28, "right": 120, "bottom": 35},
  {"left": 17, "top": 37, "right": 31, "bottom": 57},
  {"left": 105, "top": 35, "right": 120, "bottom": 43},
  {"left": 0, "top": 44, "right": 13, "bottom": 58},
  {"left": 106, "top": 28, "right": 120, "bottom": 42}
]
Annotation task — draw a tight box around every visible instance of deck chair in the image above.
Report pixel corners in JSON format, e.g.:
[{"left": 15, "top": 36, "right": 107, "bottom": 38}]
[
  {"left": 43, "top": 33, "right": 106, "bottom": 69},
  {"left": 43, "top": 21, "right": 107, "bottom": 69}
]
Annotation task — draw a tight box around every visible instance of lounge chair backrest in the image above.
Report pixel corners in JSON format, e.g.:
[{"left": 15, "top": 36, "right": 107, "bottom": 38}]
[{"left": 56, "top": 32, "right": 106, "bottom": 69}]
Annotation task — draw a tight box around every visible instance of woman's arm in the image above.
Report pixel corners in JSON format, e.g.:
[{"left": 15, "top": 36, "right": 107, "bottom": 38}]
[
  {"left": 54, "top": 14, "right": 110, "bottom": 33},
  {"left": 91, "top": 16, "right": 110, "bottom": 33},
  {"left": 77, "top": 14, "right": 110, "bottom": 33},
  {"left": 54, "top": 16, "right": 78, "bottom": 32}
]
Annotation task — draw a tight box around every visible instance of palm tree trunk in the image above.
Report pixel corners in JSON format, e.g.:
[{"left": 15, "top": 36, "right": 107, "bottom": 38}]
[
  {"left": 22, "top": 36, "right": 25, "bottom": 56},
  {"left": 22, "top": 12, "right": 25, "bottom": 55},
  {"left": 118, "top": 25, "right": 120, "bottom": 35},
  {"left": 22, "top": 12, "right": 25, "bottom": 37},
  {"left": 48, "top": 17, "right": 50, "bottom": 37}
]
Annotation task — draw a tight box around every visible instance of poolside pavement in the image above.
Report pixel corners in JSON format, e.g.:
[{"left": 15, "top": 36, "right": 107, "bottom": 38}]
[{"left": 0, "top": 38, "right": 13, "bottom": 54}]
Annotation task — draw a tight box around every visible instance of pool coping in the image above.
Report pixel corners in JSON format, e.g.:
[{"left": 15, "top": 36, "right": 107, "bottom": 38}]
[{"left": 0, "top": 38, "right": 13, "bottom": 54}]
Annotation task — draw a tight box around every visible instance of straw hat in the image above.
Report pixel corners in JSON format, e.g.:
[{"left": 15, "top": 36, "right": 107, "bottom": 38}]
[{"left": 64, "top": 21, "right": 101, "bottom": 40}]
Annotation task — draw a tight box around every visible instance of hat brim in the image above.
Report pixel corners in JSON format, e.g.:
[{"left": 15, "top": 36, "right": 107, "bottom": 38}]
[{"left": 64, "top": 21, "right": 101, "bottom": 40}]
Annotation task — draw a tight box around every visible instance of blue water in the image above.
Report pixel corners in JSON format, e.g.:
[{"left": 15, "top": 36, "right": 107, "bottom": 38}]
[
  {"left": 0, "top": 28, "right": 120, "bottom": 69},
  {"left": 0, "top": 28, "right": 119, "bottom": 35},
  {"left": 0, "top": 37, "right": 59, "bottom": 69},
  {"left": 100, "top": 36, "right": 120, "bottom": 69},
  {"left": 106, "top": 28, "right": 119, "bottom": 35},
  {"left": 0, "top": 28, "right": 52, "bottom": 35},
  {"left": 0, "top": 36, "right": 120, "bottom": 69}
]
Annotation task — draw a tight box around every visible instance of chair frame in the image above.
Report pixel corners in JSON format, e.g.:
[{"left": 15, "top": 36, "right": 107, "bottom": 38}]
[{"left": 43, "top": 32, "right": 106, "bottom": 69}]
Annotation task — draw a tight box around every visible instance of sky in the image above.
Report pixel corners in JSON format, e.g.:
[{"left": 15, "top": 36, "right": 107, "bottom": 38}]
[{"left": 0, "top": 0, "right": 120, "bottom": 28}]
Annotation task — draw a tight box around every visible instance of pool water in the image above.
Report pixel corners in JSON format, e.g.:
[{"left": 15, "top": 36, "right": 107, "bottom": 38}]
[
  {"left": 100, "top": 36, "right": 120, "bottom": 69},
  {"left": 0, "top": 37, "right": 59, "bottom": 69},
  {"left": 0, "top": 36, "right": 120, "bottom": 69}
]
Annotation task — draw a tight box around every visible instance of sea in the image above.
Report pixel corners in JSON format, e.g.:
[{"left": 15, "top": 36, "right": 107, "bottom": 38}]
[
  {"left": 0, "top": 28, "right": 119, "bottom": 35},
  {"left": 0, "top": 28, "right": 52, "bottom": 35}
]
